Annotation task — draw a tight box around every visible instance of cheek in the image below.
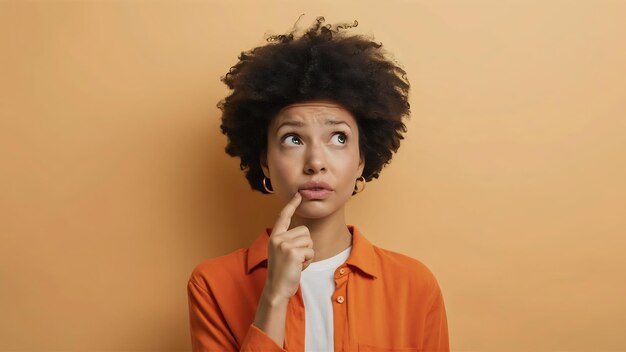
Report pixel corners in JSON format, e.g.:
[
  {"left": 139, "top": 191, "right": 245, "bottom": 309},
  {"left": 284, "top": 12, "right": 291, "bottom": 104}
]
[
  {"left": 333, "top": 160, "right": 356, "bottom": 187},
  {"left": 339, "top": 151, "right": 361, "bottom": 188},
  {"left": 270, "top": 157, "right": 298, "bottom": 181}
]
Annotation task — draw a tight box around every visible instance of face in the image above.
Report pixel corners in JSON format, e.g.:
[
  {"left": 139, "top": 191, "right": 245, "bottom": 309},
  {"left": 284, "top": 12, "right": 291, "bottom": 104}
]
[{"left": 260, "top": 100, "right": 365, "bottom": 218}]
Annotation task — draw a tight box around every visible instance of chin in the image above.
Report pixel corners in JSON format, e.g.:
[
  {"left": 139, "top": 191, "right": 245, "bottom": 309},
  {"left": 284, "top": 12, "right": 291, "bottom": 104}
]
[{"left": 295, "top": 203, "right": 339, "bottom": 218}]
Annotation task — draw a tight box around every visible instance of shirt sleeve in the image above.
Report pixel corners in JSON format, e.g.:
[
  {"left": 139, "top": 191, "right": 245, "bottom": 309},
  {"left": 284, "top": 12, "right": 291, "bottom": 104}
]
[
  {"left": 187, "top": 278, "right": 288, "bottom": 352},
  {"left": 422, "top": 279, "right": 450, "bottom": 352}
]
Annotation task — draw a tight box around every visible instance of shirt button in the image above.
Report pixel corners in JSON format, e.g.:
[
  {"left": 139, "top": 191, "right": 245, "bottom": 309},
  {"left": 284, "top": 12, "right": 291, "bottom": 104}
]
[
  {"left": 339, "top": 268, "right": 345, "bottom": 275},
  {"left": 336, "top": 295, "right": 345, "bottom": 303}
]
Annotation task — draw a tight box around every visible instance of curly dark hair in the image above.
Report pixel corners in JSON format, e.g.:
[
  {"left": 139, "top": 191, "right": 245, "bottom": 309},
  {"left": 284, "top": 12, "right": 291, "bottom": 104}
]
[{"left": 217, "top": 15, "right": 411, "bottom": 195}]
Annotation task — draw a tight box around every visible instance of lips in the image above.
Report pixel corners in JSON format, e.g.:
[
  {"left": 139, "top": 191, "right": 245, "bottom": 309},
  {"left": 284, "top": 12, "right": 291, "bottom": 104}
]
[
  {"left": 299, "top": 188, "right": 332, "bottom": 200},
  {"left": 298, "top": 180, "right": 333, "bottom": 200},
  {"left": 298, "top": 180, "right": 332, "bottom": 191}
]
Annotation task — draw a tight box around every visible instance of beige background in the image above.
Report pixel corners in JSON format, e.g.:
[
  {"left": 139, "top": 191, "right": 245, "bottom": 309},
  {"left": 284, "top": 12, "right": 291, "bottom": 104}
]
[{"left": 1, "top": 0, "right": 625, "bottom": 351}]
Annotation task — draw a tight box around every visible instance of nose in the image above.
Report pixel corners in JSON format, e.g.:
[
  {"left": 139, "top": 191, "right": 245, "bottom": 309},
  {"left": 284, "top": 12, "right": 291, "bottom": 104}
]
[{"left": 304, "top": 141, "right": 326, "bottom": 174}]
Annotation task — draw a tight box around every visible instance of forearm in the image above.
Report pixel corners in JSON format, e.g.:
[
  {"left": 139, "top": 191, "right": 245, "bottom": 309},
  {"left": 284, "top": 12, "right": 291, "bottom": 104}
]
[{"left": 252, "top": 287, "right": 289, "bottom": 348}]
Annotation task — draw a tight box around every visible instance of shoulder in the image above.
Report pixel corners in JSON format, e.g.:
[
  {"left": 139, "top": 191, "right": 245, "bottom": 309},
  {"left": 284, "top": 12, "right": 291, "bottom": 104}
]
[
  {"left": 372, "top": 245, "right": 441, "bottom": 293},
  {"left": 187, "top": 247, "right": 247, "bottom": 291}
]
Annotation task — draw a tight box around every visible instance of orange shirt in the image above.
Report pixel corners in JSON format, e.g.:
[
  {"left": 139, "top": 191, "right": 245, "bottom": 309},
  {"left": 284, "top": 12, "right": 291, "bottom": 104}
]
[{"left": 187, "top": 224, "right": 449, "bottom": 352}]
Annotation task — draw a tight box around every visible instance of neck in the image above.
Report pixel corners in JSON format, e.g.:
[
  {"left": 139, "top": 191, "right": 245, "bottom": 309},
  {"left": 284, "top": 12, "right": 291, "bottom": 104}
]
[{"left": 289, "top": 206, "right": 353, "bottom": 262}]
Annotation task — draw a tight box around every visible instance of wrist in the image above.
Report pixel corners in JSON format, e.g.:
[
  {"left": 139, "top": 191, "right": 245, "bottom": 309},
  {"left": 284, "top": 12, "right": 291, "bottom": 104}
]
[{"left": 261, "top": 286, "right": 290, "bottom": 306}]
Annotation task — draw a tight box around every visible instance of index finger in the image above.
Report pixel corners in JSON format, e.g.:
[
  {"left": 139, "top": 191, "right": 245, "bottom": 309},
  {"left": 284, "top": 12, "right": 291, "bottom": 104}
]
[{"left": 271, "top": 192, "right": 302, "bottom": 236}]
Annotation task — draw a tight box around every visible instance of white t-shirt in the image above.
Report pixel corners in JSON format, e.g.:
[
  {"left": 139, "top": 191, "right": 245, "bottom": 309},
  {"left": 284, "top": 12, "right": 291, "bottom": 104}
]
[{"left": 300, "top": 245, "right": 352, "bottom": 352}]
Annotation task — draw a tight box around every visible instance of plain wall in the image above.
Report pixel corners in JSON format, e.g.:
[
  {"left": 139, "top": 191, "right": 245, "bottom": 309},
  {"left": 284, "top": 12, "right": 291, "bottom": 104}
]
[{"left": 1, "top": 0, "right": 625, "bottom": 350}]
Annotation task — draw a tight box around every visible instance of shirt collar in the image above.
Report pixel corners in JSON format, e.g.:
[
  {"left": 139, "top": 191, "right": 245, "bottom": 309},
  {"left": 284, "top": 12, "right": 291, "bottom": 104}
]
[{"left": 246, "top": 224, "right": 380, "bottom": 279}]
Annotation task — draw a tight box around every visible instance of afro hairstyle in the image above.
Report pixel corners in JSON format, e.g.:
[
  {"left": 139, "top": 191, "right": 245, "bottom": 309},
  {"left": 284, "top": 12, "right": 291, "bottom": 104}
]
[{"left": 217, "top": 15, "right": 411, "bottom": 195}]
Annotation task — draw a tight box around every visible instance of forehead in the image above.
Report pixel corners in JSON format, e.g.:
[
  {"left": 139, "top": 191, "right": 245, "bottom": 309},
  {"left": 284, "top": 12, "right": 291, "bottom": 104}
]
[{"left": 272, "top": 100, "right": 355, "bottom": 127}]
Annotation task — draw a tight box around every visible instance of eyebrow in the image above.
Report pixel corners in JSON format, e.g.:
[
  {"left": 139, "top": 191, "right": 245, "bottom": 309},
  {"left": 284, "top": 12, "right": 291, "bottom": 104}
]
[{"left": 275, "top": 119, "right": 352, "bottom": 135}]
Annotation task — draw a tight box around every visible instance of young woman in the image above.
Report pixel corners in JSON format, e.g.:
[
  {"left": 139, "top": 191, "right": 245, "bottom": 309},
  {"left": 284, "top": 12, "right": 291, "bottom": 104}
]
[{"left": 187, "top": 16, "right": 449, "bottom": 352}]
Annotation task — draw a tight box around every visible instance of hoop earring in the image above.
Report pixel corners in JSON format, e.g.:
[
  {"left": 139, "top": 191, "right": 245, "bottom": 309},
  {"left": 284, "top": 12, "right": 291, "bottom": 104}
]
[
  {"left": 354, "top": 175, "right": 366, "bottom": 194},
  {"left": 262, "top": 176, "right": 275, "bottom": 194}
]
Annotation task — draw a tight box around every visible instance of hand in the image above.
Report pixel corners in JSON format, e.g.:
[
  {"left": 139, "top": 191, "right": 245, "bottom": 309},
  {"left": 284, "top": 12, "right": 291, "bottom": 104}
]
[{"left": 263, "top": 191, "right": 314, "bottom": 302}]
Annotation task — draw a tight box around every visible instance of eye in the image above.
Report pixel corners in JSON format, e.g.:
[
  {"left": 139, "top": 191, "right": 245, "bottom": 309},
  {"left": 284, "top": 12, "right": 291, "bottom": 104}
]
[
  {"left": 282, "top": 134, "right": 302, "bottom": 145},
  {"left": 331, "top": 132, "right": 348, "bottom": 145}
]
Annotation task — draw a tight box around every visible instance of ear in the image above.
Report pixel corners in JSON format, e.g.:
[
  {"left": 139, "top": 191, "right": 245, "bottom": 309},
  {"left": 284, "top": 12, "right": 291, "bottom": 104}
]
[
  {"left": 357, "top": 151, "right": 365, "bottom": 176},
  {"left": 260, "top": 149, "right": 270, "bottom": 178}
]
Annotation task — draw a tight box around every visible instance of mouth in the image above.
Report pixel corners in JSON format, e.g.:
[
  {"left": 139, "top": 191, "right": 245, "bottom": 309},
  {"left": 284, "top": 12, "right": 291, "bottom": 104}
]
[{"left": 298, "top": 188, "right": 332, "bottom": 200}]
